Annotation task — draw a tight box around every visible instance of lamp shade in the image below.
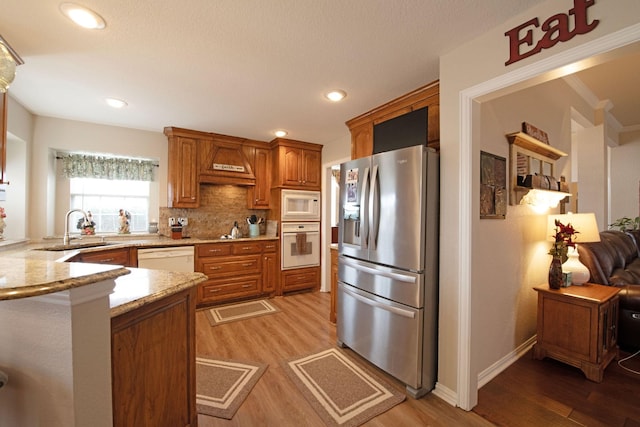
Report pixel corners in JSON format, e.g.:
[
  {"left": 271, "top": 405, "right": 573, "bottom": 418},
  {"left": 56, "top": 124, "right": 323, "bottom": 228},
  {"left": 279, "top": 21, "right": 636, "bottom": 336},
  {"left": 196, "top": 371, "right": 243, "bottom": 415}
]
[{"left": 546, "top": 213, "right": 601, "bottom": 243}]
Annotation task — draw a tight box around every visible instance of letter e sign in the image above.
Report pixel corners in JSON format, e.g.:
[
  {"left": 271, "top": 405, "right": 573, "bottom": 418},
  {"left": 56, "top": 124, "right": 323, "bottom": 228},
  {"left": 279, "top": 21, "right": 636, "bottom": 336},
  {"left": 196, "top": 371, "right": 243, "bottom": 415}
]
[{"left": 505, "top": 0, "right": 599, "bottom": 66}]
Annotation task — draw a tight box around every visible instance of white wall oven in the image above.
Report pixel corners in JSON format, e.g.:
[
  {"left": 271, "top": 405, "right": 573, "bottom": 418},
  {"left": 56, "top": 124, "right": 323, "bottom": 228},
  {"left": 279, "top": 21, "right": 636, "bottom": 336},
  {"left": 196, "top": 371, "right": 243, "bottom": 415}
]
[
  {"left": 281, "top": 190, "right": 320, "bottom": 222},
  {"left": 281, "top": 222, "right": 320, "bottom": 269}
]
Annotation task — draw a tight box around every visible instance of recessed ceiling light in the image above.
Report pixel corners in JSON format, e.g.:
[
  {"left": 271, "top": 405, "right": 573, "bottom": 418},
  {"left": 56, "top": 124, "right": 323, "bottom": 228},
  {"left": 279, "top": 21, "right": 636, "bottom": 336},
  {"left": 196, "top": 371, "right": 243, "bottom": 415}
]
[
  {"left": 325, "top": 90, "right": 347, "bottom": 102},
  {"left": 274, "top": 130, "right": 288, "bottom": 138},
  {"left": 60, "top": 3, "right": 106, "bottom": 29},
  {"left": 105, "top": 98, "right": 127, "bottom": 108}
]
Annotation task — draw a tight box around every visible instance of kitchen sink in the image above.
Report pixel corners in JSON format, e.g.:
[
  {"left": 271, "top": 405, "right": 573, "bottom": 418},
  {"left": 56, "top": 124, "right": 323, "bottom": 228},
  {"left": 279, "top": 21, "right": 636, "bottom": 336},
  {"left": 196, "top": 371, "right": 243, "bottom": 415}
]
[{"left": 35, "top": 242, "right": 115, "bottom": 251}]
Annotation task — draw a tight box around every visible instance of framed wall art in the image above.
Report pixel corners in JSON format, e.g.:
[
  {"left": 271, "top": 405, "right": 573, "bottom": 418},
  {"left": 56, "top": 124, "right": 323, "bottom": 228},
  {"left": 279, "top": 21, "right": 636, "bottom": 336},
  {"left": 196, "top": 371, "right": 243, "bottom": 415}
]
[{"left": 480, "top": 151, "right": 507, "bottom": 219}]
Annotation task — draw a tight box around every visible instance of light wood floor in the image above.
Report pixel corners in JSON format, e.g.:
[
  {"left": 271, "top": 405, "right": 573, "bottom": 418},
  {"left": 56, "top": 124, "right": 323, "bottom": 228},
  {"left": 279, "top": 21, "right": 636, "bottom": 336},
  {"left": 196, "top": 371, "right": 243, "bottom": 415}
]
[
  {"left": 195, "top": 291, "right": 492, "bottom": 426},
  {"left": 195, "top": 291, "right": 640, "bottom": 426}
]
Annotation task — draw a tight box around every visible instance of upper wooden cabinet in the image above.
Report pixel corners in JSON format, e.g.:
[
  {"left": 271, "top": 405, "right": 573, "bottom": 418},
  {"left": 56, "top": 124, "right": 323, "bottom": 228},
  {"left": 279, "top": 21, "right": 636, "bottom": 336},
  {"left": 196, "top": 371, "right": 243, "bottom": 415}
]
[
  {"left": 248, "top": 147, "right": 271, "bottom": 209},
  {"left": 271, "top": 138, "right": 323, "bottom": 190},
  {"left": 164, "top": 127, "right": 274, "bottom": 209},
  {"left": 165, "top": 128, "right": 200, "bottom": 208},
  {"left": 346, "top": 80, "right": 440, "bottom": 159}
]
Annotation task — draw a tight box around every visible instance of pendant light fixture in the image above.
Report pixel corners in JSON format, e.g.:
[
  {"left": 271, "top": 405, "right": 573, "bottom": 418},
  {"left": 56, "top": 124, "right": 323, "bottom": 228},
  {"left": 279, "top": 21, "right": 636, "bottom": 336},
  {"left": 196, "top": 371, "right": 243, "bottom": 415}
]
[{"left": 0, "top": 35, "right": 24, "bottom": 93}]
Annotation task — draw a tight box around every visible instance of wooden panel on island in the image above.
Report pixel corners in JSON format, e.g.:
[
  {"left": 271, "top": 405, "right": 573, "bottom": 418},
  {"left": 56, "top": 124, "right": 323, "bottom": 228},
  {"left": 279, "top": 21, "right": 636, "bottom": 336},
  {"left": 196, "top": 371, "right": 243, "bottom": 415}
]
[{"left": 111, "top": 286, "right": 197, "bottom": 427}]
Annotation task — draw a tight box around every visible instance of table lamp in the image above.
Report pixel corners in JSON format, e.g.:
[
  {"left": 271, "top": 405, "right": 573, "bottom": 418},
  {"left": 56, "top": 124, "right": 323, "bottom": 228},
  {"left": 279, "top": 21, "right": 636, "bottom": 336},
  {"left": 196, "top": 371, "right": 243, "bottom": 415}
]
[{"left": 547, "top": 213, "right": 601, "bottom": 285}]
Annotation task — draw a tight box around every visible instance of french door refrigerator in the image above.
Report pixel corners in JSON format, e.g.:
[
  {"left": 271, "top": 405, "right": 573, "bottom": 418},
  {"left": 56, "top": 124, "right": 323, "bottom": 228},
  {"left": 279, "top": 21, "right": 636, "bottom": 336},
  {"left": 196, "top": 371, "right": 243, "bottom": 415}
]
[{"left": 337, "top": 144, "right": 439, "bottom": 398}]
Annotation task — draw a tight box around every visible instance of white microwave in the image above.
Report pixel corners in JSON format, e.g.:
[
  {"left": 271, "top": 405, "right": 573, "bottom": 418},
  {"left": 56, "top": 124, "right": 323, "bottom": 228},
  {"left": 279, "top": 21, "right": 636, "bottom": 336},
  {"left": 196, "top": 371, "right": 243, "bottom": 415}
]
[{"left": 281, "top": 190, "right": 321, "bottom": 221}]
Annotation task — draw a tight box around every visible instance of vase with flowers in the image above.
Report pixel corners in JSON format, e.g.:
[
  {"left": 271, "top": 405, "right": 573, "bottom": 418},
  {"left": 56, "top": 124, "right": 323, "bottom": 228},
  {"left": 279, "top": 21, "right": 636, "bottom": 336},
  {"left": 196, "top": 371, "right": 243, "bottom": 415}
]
[{"left": 548, "top": 219, "right": 578, "bottom": 289}]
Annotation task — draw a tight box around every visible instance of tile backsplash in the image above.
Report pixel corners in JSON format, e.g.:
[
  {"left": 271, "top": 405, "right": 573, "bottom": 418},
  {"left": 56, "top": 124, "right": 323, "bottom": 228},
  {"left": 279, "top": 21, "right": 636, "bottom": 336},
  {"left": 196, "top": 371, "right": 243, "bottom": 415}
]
[{"left": 159, "top": 185, "right": 269, "bottom": 239}]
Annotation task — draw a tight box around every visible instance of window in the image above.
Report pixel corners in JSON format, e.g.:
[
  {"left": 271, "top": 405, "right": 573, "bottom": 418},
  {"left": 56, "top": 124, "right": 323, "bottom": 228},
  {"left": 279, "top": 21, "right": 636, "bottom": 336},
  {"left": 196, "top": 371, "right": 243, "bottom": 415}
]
[{"left": 70, "top": 177, "right": 149, "bottom": 233}]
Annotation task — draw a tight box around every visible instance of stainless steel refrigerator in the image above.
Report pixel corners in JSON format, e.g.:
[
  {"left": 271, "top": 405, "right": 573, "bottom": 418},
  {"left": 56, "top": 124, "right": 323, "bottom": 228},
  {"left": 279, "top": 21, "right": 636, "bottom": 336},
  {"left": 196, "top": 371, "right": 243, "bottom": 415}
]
[{"left": 337, "top": 144, "right": 439, "bottom": 398}]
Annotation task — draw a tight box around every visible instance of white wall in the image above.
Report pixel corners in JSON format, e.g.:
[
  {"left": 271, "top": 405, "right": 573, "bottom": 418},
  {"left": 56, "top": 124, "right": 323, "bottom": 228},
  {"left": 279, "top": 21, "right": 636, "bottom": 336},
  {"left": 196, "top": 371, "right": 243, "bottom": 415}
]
[
  {"left": 439, "top": 0, "right": 640, "bottom": 410},
  {"left": 30, "top": 117, "right": 167, "bottom": 239},
  {"left": 610, "top": 130, "right": 640, "bottom": 222}
]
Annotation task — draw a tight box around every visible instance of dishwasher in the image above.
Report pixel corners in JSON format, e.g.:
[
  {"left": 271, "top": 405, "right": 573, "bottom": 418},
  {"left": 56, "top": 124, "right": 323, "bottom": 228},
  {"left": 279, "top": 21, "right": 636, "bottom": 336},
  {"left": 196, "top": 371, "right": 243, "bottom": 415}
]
[{"left": 137, "top": 246, "right": 195, "bottom": 272}]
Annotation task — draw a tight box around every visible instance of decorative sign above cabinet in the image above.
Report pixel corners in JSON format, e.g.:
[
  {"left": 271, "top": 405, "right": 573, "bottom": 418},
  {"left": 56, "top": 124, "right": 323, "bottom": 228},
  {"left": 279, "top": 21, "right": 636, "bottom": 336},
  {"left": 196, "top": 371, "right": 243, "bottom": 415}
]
[{"left": 504, "top": 0, "right": 599, "bottom": 66}]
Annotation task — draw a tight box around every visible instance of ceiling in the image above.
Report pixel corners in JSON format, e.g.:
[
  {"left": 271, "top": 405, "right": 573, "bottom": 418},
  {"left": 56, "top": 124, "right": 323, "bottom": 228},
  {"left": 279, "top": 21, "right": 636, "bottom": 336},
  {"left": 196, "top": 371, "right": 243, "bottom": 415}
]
[{"left": 1, "top": 0, "right": 638, "bottom": 146}]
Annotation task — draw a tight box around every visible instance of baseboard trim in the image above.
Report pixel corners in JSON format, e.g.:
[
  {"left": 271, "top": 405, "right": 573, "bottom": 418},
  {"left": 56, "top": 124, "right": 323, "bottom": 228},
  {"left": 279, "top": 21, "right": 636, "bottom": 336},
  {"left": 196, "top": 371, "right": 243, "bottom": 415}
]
[
  {"left": 432, "top": 382, "right": 457, "bottom": 407},
  {"left": 477, "top": 335, "right": 536, "bottom": 388}
]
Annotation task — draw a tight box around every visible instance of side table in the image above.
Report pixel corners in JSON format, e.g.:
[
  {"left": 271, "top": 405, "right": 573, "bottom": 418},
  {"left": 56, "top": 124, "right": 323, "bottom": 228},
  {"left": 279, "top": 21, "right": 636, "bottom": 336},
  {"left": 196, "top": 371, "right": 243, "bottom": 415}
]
[{"left": 533, "top": 283, "right": 620, "bottom": 382}]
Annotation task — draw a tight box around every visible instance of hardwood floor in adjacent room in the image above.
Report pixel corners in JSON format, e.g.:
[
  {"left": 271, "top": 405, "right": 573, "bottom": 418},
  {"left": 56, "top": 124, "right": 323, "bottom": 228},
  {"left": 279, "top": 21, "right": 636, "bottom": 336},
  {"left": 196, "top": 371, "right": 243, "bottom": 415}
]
[{"left": 195, "top": 291, "right": 640, "bottom": 426}]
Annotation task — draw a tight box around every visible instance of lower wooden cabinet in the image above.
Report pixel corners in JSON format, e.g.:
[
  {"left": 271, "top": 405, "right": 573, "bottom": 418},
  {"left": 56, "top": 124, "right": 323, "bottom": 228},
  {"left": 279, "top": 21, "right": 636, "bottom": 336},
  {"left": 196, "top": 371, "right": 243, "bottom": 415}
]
[
  {"left": 533, "top": 283, "right": 620, "bottom": 382},
  {"left": 111, "top": 286, "right": 197, "bottom": 427},
  {"left": 69, "top": 246, "right": 136, "bottom": 267},
  {"left": 281, "top": 266, "right": 320, "bottom": 293},
  {"left": 195, "top": 240, "right": 279, "bottom": 305}
]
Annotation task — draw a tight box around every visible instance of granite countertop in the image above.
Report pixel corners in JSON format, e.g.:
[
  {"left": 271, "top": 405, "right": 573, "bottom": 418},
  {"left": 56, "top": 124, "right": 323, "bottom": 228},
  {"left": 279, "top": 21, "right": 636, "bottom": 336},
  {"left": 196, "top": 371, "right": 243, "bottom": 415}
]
[
  {"left": 0, "top": 233, "right": 273, "bottom": 314},
  {"left": 0, "top": 257, "right": 130, "bottom": 300},
  {"left": 109, "top": 268, "right": 207, "bottom": 317}
]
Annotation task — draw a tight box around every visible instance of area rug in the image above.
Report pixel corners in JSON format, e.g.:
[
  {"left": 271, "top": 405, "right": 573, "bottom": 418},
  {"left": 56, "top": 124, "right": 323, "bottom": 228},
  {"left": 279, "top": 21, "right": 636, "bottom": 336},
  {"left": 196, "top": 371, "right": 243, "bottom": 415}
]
[
  {"left": 282, "top": 348, "right": 406, "bottom": 427},
  {"left": 204, "top": 299, "right": 280, "bottom": 326},
  {"left": 196, "top": 357, "right": 267, "bottom": 419}
]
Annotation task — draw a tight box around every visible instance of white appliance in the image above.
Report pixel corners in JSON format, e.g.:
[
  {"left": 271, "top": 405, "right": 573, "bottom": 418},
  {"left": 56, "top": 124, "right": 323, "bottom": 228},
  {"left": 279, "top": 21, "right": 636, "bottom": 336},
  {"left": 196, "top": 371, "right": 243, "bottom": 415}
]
[
  {"left": 281, "top": 190, "right": 321, "bottom": 221},
  {"left": 137, "top": 246, "right": 195, "bottom": 272},
  {"left": 281, "top": 222, "right": 320, "bottom": 269}
]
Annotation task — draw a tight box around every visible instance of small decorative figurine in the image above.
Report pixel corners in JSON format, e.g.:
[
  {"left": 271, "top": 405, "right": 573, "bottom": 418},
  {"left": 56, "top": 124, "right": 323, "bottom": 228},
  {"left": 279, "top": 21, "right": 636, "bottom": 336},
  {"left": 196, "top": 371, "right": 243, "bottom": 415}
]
[
  {"left": 77, "top": 210, "right": 96, "bottom": 235},
  {"left": 119, "top": 209, "right": 131, "bottom": 234},
  {"left": 0, "top": 207, "right": 6, "bottom": 239}
]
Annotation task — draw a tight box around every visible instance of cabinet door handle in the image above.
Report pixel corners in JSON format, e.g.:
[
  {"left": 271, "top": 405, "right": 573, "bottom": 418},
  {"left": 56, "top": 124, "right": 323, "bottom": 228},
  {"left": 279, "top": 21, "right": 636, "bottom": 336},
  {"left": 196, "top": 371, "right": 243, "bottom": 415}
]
[
  {"left": 208, "top": 249, "right": 221, "bottom": 253},
  {"left": 101, "top": 258, "right": 115, "bottom": 263},
  {"left": 242, "top": 263, "right": 254, "bottom": 267},
  {"left": 208, "top": 288, "right": 220, "bottom": 293},
  {"left": 210, "top": 266, "right": 222, "bottom": 270},
  {"left": 241, "top": 284, "right": 252, "bottom": 288}
]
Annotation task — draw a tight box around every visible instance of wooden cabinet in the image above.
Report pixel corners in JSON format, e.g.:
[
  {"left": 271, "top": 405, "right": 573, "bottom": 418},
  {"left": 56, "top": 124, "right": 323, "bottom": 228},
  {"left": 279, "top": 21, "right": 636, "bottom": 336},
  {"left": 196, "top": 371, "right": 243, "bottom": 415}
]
[
  {"left": 262, "top": 243, "right": 278, "bottom": 293},
  {"left": 281, "top": 266, "right": 320, "bottom": 293},
  {"left": 330, "top": 246, "right": 338, "bottom": 323},
  {"left": 69, "top": 247, "right": 136, "bottom": 267},
  {"left": 165, "top": 127, "right": 274, "bottom": 209},
  {"left": 248, "top": 147, "right": 271, "bottom": 209},
  {"left": 533, "top": 283, "right": 620, "bottom": 382},
  {"left": 195, "top": 240, "right": 279, "bottom": 305},
  {"left": 165, "top": 128, "right": 200, "bottom": 208},
  {"left": 111, "top": 286, "right": 197, "bottom": 427},
  {"left": 346, "top": 80, "right": 439, "bottom": 159},
  {"left": 271, "top": 138, "right": 323, "bottom": 190}
]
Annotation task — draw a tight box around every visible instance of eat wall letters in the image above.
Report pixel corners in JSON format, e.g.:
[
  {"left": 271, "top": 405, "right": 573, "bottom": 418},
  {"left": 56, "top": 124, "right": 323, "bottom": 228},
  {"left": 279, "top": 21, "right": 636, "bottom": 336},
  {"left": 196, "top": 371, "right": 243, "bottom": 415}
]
[{"left": 504, "top": 0, "right": 599, "bottom": 66}]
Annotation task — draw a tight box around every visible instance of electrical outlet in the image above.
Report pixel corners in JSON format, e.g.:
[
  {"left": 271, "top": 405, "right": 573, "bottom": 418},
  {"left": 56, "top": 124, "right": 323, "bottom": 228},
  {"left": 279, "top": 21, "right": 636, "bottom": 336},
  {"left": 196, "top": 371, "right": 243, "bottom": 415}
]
[
  {"left": 169, "top": 217, "right": 176, "bottom": 226},
  {"left": 177, "top": 217, "right": 188, "bottom": 226}
]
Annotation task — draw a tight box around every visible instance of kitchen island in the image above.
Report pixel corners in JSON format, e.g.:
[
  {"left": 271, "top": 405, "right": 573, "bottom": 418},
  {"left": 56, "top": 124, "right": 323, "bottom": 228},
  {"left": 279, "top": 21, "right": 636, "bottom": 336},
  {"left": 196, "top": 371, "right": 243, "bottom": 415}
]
[{"left": 0, "top": 248, "right": 207, "bottom": 427}]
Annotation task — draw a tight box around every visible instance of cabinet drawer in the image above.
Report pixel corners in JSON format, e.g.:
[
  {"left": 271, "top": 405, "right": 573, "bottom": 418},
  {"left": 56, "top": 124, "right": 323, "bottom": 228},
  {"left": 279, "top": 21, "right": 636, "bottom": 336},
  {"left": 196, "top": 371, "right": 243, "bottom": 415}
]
[
  {"left": 198, "top": 255, "right": 261, "bottom": 278},
  {"left": 75, "top": 248, "right": 131, "bottom": 266},
  {"left": 197, "top": 244, "right": 232, "bottom": 257},
  {"left": 232, "top": 242, "right": 262, "bottom": 255},
  {"left": 282, "top": 267, "right": 319, "bottom": 292},
  {"left": 262, "top": 241, "right": 277, "bottom": 253},
  {"left": 199, "top": 276, "right": 261, "bottom": 303}
]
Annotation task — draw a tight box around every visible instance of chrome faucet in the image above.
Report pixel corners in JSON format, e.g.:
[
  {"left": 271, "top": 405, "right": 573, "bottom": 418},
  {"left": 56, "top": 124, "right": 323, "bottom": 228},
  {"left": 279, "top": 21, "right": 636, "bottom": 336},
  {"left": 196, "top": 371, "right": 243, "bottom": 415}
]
[{"left": 63, "top": 208, "right": 88, "bottom": 246}]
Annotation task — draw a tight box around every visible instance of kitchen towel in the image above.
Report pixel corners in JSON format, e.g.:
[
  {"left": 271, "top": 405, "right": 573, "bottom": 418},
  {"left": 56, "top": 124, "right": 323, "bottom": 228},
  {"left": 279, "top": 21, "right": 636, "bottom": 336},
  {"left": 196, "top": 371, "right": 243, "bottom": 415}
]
[{"left": 296, "top": 232, "right": 309, "bottom": 255}]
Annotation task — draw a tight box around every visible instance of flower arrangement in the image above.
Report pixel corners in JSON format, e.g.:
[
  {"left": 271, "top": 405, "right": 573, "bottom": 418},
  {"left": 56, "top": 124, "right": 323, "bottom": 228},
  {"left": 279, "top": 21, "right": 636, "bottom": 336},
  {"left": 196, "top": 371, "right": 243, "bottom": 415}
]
[
  {"left": 549, "top": 219, "right": 578, "bottom": 261},
  {"left": 0, "top": 207, "right": 5, "bottom": 219}
]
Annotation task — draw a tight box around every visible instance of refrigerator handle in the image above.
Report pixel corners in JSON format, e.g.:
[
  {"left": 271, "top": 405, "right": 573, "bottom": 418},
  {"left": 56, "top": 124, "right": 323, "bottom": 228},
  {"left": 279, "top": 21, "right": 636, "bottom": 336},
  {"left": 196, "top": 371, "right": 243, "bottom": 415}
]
[
  {"left": 360, "top": 167, "right": 370, "bottom": 249},
  {"left": 369, "top": 164, "right": 379, "bottom": 250}
]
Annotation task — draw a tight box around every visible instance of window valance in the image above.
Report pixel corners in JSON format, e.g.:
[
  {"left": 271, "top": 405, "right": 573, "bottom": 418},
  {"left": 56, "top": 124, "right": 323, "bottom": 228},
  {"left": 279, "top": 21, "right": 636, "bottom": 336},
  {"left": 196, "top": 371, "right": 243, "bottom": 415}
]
[{"left": 61, "top": 154, "right": 156, "bottom": 181}]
